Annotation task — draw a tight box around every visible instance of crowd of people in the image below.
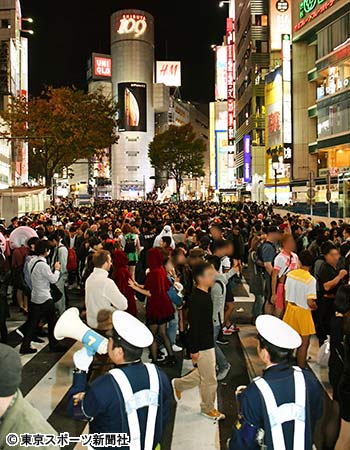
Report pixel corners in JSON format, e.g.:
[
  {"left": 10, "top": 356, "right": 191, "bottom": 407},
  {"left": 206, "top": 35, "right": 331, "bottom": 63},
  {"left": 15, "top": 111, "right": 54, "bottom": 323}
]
[{"left": 0, "top": 199, "right": 349, "bottom": 450}]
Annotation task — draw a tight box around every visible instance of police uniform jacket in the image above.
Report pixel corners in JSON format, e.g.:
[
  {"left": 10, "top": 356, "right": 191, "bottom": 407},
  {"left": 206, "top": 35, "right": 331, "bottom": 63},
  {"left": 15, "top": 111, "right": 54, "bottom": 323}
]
[
  {"left": 229, "top": 364, "right": 323, "bottom": 450},
  {"left": 68, "top": 362, "right": 171, "bottom": 450}
]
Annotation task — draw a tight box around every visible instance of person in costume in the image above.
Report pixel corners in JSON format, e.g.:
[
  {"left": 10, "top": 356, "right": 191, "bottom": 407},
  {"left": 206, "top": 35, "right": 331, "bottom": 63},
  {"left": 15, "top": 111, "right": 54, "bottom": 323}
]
[
  {"left": 229, "top": 315, "right": 323, "bottom": 450},
  {"left": 68, "top": 311, "right": 171, "bottom": 450},
  {"left": 283, "top": 250, "right": 317, "bottom": 368},
  {"left": 128, "top": 248, "right": 175, "bottom": 365},
  {"left": 113, "top": 250, "right": 137, "bottom": 317},
  {"left": 153, "top": 225, "right": 175, "bottom": 250}
]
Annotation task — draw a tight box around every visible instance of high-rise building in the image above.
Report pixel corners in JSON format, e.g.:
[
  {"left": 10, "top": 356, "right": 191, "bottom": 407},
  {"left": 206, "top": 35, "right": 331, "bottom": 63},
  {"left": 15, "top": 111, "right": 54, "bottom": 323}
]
[
  {"left": 263, "top": 0, "right": 293, "bottom": 204},
  {"left": 0, "top": 0, "right": 28, "bottom": 187},
  {"left": 211, "top": 0, "right": 293, "bottom": 203},
  {"left": 291, "top": 0, "right": 350, "bottom": 205},
  {"left": 110, "top": 10, "right": 155, "bottom": 199},
  {"left": 234, "top": 0, "right": 270, "bottom": 201},
  {"left": 155, "top": 96, "right": 210, "bottom": 198}
]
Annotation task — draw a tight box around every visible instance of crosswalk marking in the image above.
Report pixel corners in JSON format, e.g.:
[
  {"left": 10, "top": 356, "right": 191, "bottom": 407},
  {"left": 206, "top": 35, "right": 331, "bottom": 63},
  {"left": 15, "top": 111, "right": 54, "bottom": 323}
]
[
  {"left": 232, "top": 278, "right": 255, "bottom": 303},
  {"left": 6, "top": 296, "right": 334, "bottom": 450},
  {"left": 18, "top": 338, "right": 50, "bottom": 366},
  {"left": 25, "top": 342, "right": 82, "bottom": 420}
]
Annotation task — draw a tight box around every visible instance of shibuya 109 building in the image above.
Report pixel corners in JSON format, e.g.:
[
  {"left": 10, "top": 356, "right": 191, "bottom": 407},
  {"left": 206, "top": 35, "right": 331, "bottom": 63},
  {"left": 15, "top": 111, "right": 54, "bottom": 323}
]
[{"left": 110, "top": 10, "right": 156, "bottom": 199}]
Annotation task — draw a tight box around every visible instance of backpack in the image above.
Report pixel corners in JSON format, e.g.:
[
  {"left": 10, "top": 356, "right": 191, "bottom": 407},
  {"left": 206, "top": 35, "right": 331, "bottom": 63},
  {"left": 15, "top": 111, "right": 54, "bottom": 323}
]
[
  {"left": 124, "top": 234, "right": 136, "bottom": 254},
  {"left": 256, "top": 241, "right": 276, "bottom": 272},
  {"left": 339, "top": 242, "right": 350, "bottom": 271},
  {"left": 214, "top": 279, "right": 225, "bottom": 296},
  {"left": 67, "top": 248, "right": 78, "bottom": 272}
]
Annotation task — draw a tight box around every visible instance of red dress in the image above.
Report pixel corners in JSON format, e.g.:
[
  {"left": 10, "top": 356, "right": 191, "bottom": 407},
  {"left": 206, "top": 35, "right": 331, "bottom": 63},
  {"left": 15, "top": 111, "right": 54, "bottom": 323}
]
[
  {"left": 113, "top": 250, "right": 137, "bottom": 317},
  {"left": 144, "top": 248, "right": 174, "bottom": 325}
]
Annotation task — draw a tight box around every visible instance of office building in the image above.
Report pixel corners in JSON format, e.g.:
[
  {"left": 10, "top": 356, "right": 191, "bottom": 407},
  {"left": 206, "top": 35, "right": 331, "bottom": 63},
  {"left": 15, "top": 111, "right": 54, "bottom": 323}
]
[
  {"left": 110, "top": 9, "right": 156, "bottom": 199},
  {"left": 292, "top": 0, "right": 349, "bottom": 203},
  {"left": 156, "top": 96, "right": 210, "bottom": 198},
  {"left": 234, "top": 0, "right": 270, "bottom": 201}
]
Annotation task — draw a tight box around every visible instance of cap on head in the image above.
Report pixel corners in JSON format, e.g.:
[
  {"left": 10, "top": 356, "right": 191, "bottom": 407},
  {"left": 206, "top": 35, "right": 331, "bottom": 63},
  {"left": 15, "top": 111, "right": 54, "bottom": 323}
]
[
  {"left": 112, "top": 311, "right": 153, "bottom": 348},
  {"left": 256, "top": 315, "right": 302, "bottom": 349},
  {"left": 0, "top": 344, "right": 22, "bottom": 397}
]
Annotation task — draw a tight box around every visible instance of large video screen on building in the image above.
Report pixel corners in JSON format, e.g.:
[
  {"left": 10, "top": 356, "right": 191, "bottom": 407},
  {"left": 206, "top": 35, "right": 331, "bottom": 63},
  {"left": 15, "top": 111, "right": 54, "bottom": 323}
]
[{"left": 118, "top": 82, "right": 147, "bottom": 132}]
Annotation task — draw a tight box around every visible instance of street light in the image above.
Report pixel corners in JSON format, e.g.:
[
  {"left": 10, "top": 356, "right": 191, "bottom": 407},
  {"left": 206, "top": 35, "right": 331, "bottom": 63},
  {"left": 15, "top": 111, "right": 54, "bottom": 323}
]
[
  {"left": 219, "top": 1, "right": 230, "bottom": 6},
  {"left": 272, "top": 155, "right": 279, "bottom": 205},
  {"left": 52, "top": 173, "right": 59, "bottom": 205},
  {"left": 21, "top": 17, "right": 34, "bottom": 34}
]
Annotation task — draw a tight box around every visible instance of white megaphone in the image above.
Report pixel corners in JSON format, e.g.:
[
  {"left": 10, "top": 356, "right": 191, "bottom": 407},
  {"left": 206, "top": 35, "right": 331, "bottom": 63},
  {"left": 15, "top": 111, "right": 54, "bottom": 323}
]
[{"left": 54, "top": 307, "right": 108, "bottom": 356}]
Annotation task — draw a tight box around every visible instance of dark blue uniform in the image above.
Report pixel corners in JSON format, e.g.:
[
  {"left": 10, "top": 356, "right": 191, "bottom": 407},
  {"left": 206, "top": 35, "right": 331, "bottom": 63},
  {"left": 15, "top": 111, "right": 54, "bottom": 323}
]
[
  {"left": 229, "top": 364, "right": 323, "bottom": 450},
  {"left": 68, "top": 362, "right": 171, "bottom": 450}
]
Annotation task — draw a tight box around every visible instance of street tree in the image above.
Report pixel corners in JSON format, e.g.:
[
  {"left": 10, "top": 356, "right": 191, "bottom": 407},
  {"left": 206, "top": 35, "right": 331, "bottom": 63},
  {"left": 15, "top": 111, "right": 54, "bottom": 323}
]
[
  {"left": 0, "top": 86, "right": 118, "bottom": 184},
  {"left": 148, "top": 123, "right": 206, "bottom": 196}
]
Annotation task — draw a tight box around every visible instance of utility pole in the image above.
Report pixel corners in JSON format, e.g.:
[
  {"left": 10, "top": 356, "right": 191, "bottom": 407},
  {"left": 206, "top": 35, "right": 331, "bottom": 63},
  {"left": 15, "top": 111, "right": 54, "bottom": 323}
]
[
  {"left": 306, "top": 171, "right": 316, "bottom": 217},
  {"left": 326, "top": 171, "right": 331, "bottom": 219}
]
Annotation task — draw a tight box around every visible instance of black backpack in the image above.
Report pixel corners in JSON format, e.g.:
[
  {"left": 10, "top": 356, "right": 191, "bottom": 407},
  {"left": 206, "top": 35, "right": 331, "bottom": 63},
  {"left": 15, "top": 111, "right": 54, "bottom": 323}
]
[{"left": 256, "top": 241, "right": 276, "bottom": 272}]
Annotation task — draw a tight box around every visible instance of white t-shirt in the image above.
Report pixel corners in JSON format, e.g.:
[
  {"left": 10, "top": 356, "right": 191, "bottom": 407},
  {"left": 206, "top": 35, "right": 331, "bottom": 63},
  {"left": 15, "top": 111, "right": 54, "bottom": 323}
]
[{"left": 285, "top": 269, "right": 317, "bottom": 310}]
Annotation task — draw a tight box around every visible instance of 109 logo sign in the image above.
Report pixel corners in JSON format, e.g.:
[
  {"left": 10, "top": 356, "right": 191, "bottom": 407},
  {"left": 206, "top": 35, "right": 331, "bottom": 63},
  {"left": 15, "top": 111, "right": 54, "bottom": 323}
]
[{"left": 117, "top": 14, "right": 147, "bottom": 38}]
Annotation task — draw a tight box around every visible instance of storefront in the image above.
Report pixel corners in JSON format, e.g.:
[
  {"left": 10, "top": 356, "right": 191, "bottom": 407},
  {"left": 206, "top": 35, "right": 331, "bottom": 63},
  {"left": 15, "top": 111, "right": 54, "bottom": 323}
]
[{"left": 292, "top": 0, "right": 350, "bottom": 196}]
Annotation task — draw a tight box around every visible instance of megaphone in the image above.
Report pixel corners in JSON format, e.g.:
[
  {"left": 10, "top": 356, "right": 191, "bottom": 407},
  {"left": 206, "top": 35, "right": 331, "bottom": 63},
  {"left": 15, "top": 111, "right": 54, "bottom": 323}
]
[{"left": 54, "top": 307, "right": 108, "bottom": 356}]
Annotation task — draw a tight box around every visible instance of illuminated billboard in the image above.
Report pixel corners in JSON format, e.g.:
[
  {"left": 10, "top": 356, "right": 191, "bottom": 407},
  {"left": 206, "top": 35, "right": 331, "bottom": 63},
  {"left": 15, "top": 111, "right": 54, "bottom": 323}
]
[
  {"left": 265, "top": 67, "right": 291, "bottom": 185},
  {"left": 93, "top": 55, "right": 112, "bottom": 79},
  {"left": 216, "top": 131, "right": 234, "bottom": 189},
  {"left": 215, "top": 46, "right": 227, "bottom": 101},
  {"left": 226, "top": 18, "right": 235, "bottom": 147},
  {"left": 116, "top": 13, "right": 147, "bottom": 37},
  {"left": 118, "top": 82, "right": 147, "bottom": 132},
  {"left": 295, "top": 0, "right": 338, "bottom": 32},
  {"left": 156, "top": 61, "right": 181, "bottom": 87},
  {"left": 87, "top": 53, "right": 112, "bottom": 81},
  {"left": 265, "top": 68, "right": 283, "bottom": 149},
  {"left": 270, "top": 0, "right": 291, "bottom": 50},
  {"left": 243, "top": 135, "right": 251, "bottom": 183}
]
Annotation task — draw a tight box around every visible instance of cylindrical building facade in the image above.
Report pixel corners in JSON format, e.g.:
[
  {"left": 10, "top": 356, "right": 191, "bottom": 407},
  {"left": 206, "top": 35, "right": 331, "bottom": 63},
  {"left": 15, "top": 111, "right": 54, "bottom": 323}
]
[{"left": 110, "top": 10, "right": 155, "bottom": 199}]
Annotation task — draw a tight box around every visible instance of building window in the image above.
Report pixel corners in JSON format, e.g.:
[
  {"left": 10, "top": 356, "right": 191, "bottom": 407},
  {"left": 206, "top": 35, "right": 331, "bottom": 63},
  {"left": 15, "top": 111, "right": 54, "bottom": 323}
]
[
  {"left": 261, "top": 41, "right": 269, "bottom": 53},
  {"left": 317, "top": 97, "right": 350, "bottom": 138},
  {"left": 261, "top": 15, "right": 268, "bottom": 27},
  {"left": 1, "top": 19, "right": 10, "bottom": 29},
  {"left": 256, "top": 40, "right": 269, "bottom": 53},
  {"left": 317, "top": 13, "right": 350, "bottom": 60}
]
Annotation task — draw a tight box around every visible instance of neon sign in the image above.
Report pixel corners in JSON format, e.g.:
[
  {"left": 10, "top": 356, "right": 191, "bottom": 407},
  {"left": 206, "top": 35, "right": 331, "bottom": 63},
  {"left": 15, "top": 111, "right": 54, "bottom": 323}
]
[
  {"left": 295, "top": 0, "right": 337, "bottom": 31},
  {"left": 117, "top": 14, "right": 147, "bottom": 38},
  {"left": 243, "top": 135, "right": 251, "bottom": 183},
  {"left": 226, "top": 18, "right": 235, "bottom": 147},
  {"left": 299, "top": 0, "right": 325, "bottom": 18}
]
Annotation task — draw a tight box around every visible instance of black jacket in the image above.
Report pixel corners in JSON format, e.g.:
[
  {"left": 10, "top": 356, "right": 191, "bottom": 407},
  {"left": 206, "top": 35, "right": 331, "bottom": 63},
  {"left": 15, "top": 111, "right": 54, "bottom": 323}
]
[{"left": 188, "top": 287, "right": 214, "bottom": 354}]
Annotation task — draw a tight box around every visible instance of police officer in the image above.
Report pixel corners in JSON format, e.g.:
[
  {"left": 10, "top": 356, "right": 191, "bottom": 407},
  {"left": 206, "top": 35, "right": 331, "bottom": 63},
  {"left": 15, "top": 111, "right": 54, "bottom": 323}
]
[
  {"left": 68, "top": 311, "right": 171, "bottom": 450},
  {"left": 229, "top": 315, "right": 323, "bottom": 450}
]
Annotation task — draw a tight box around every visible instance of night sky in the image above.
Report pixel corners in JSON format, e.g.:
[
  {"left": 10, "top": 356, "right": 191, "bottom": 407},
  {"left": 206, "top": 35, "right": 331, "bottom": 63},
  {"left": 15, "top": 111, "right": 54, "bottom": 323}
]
[{"left": 22, "top": 0, "right": 227, "bottom": 104}]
